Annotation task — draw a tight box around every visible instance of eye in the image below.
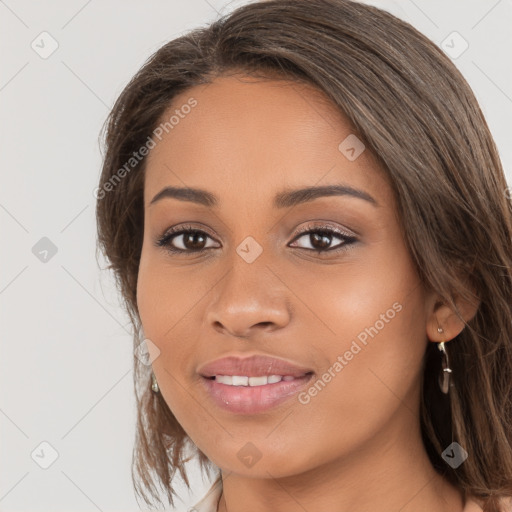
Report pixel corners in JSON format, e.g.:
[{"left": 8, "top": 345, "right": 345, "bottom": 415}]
[
  {"left": 155, "top": 223, "right": 358, "bottom": 255},
  {"left": 155, "top": 224, "right": 219, "bottom": 254},
  {"left": 288, "top": 224, "right": 357, "bottom": 254}
]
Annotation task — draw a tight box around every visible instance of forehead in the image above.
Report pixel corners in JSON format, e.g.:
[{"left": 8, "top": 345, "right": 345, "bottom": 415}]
[{"left": 143, "top": 74, "right": 390, "bottom": 210}]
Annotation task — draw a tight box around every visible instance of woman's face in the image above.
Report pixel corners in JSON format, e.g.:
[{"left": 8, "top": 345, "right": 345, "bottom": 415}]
[{"left": 137, "top": 74, "right": 435, "bottom": 477}]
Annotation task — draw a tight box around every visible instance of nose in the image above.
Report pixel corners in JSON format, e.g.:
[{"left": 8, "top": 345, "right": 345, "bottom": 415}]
[{"left": 205, "top": 260, "right": 292, "bottom": 339}]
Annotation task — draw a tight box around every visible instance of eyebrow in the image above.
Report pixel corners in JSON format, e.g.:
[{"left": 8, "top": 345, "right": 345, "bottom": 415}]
[{"left": 149, "top": 184, "right": 379, "bottom": 209}]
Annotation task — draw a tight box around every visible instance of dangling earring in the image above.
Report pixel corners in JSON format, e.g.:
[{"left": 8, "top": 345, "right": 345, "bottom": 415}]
[
  {"left": 437, "top": 327, "right": 452, "bottom": 394},
  {"left": 151, "top": 371, "right": 160, "bottom": 393}
]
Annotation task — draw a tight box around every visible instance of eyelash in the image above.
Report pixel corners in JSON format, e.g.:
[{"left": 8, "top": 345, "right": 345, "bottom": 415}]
[{"left": 155, "top": 223, "right": 357, "bottom": 256}]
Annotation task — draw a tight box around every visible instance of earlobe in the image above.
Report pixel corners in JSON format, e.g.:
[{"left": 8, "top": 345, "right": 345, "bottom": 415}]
[{"left": 425, "top": 289, "right": 480, "bottom": 343}]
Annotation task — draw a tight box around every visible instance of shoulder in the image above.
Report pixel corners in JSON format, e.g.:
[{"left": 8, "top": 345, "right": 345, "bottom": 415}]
[
  {"left": 464, "top": 495, "right": 512, "bottom": 512},
  {"left": 463, "top": 496, "right": 484, "bottom": 511}
]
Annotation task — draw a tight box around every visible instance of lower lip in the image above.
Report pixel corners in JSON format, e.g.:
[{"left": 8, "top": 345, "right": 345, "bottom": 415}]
[{"left": 200, "top": 374, "right": 314, "bottom": 414}]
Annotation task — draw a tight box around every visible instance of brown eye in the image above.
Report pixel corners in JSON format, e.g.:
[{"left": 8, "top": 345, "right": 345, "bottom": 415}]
[
  {"left": 155, "top": 224, "right": 357, "bottom": 256},
  {"left": 289, "top": 226, "right": 357, "bottom": 254},
  {"left": 156, "top": 226, "right": 219, "bottom": 254}
]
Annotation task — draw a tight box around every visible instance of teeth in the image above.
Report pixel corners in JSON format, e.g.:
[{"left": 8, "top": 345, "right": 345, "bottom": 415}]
[
  {"left": 215, "top": 375, "right": 289, "bottom": 386},
  {"left": 268, "top": 375, "right": 285, "bottom": 384},
  {"left": 232, "top": 375, "right": 248, "bottom": 386}
]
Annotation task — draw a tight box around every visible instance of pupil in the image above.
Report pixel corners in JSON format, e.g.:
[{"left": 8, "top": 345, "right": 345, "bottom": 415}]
[
  {"left": 185, "top": 232, "right": 206, "bottom": 250},
  {"left": 311, "top": 232, "right": 331, "bottom": 250}
]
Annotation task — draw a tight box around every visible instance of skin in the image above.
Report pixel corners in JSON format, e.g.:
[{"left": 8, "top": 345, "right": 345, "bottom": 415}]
[{"left": 136, "top": 74, "right": 479, "bottom": 512}]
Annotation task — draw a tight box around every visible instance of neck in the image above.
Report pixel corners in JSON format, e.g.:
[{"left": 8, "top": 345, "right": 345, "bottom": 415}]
[{"left": 216, "top": 418, "right": 464, "bottom": 512}]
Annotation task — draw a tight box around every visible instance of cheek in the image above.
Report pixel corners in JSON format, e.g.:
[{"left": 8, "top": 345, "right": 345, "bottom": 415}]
[
  {"left": 293, "top": 261, "right": 427, "bottom": 445},
  {"left": 136, "top": 255, "right": 191, "bottom": 382},
  {"left": 136, "top": 261, "right": 169, "bottom": 348},
  {"left": 136, "top": 260, "right": 202, "bottom": 425},
  {"left": 136, "top": 250, "right": 199, "bottom": 345}
]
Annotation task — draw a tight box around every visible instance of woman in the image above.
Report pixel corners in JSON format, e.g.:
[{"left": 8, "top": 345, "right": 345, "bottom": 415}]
[{"left": 95, "top": 0, "right": 512, "bottom": 511}]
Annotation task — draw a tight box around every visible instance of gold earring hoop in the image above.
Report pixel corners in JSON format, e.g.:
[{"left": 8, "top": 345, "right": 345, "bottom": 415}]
[
  {"left": 151, "top": 371, "right": 160, "bottom": 393},
  {"left": 437, "top": 327, "right": 452, "bottom": 394}
]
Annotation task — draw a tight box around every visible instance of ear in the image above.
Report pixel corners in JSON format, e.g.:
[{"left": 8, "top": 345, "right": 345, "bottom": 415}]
[{"left": 425, "top": 286, "right": 480, "bottom": 343}]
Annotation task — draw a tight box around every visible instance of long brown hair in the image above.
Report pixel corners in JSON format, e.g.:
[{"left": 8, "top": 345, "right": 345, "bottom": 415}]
[{"left": 95, "top": 0, "right": 512, "bottom": 510}]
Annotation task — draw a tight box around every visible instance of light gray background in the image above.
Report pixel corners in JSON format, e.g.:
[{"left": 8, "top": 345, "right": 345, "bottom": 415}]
[{"left": 1, "top": 0, "right": 511, "bottom": 511}]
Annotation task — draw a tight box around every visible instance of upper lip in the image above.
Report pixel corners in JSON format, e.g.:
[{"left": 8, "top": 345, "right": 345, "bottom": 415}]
[{"left": 198, "top": 354, "right": 314, "bottom": 378}]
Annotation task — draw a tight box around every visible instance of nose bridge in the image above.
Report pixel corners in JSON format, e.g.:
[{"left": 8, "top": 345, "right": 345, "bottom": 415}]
[{"left": 205, "top": 242, "right": 291, "bottom": 337}]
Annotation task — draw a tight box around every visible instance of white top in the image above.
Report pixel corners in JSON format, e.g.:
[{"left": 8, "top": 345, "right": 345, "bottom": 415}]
[
  {"left": 188, "top": 477, "right": 222, "bottom": 511},
  {"left": 187, "top": 479, "right": 485, "bottom": 512}
]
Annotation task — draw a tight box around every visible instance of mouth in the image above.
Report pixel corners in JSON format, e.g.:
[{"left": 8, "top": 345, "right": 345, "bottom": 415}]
[
  {"left": 200, "top": 371, "right": 314, "bottom": 414},
  {"left": 197, "top": 353, "right": 314, "bottom": 379},
  {"left": 203, "top": 373, "right": 312, "bottom": 385}
]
